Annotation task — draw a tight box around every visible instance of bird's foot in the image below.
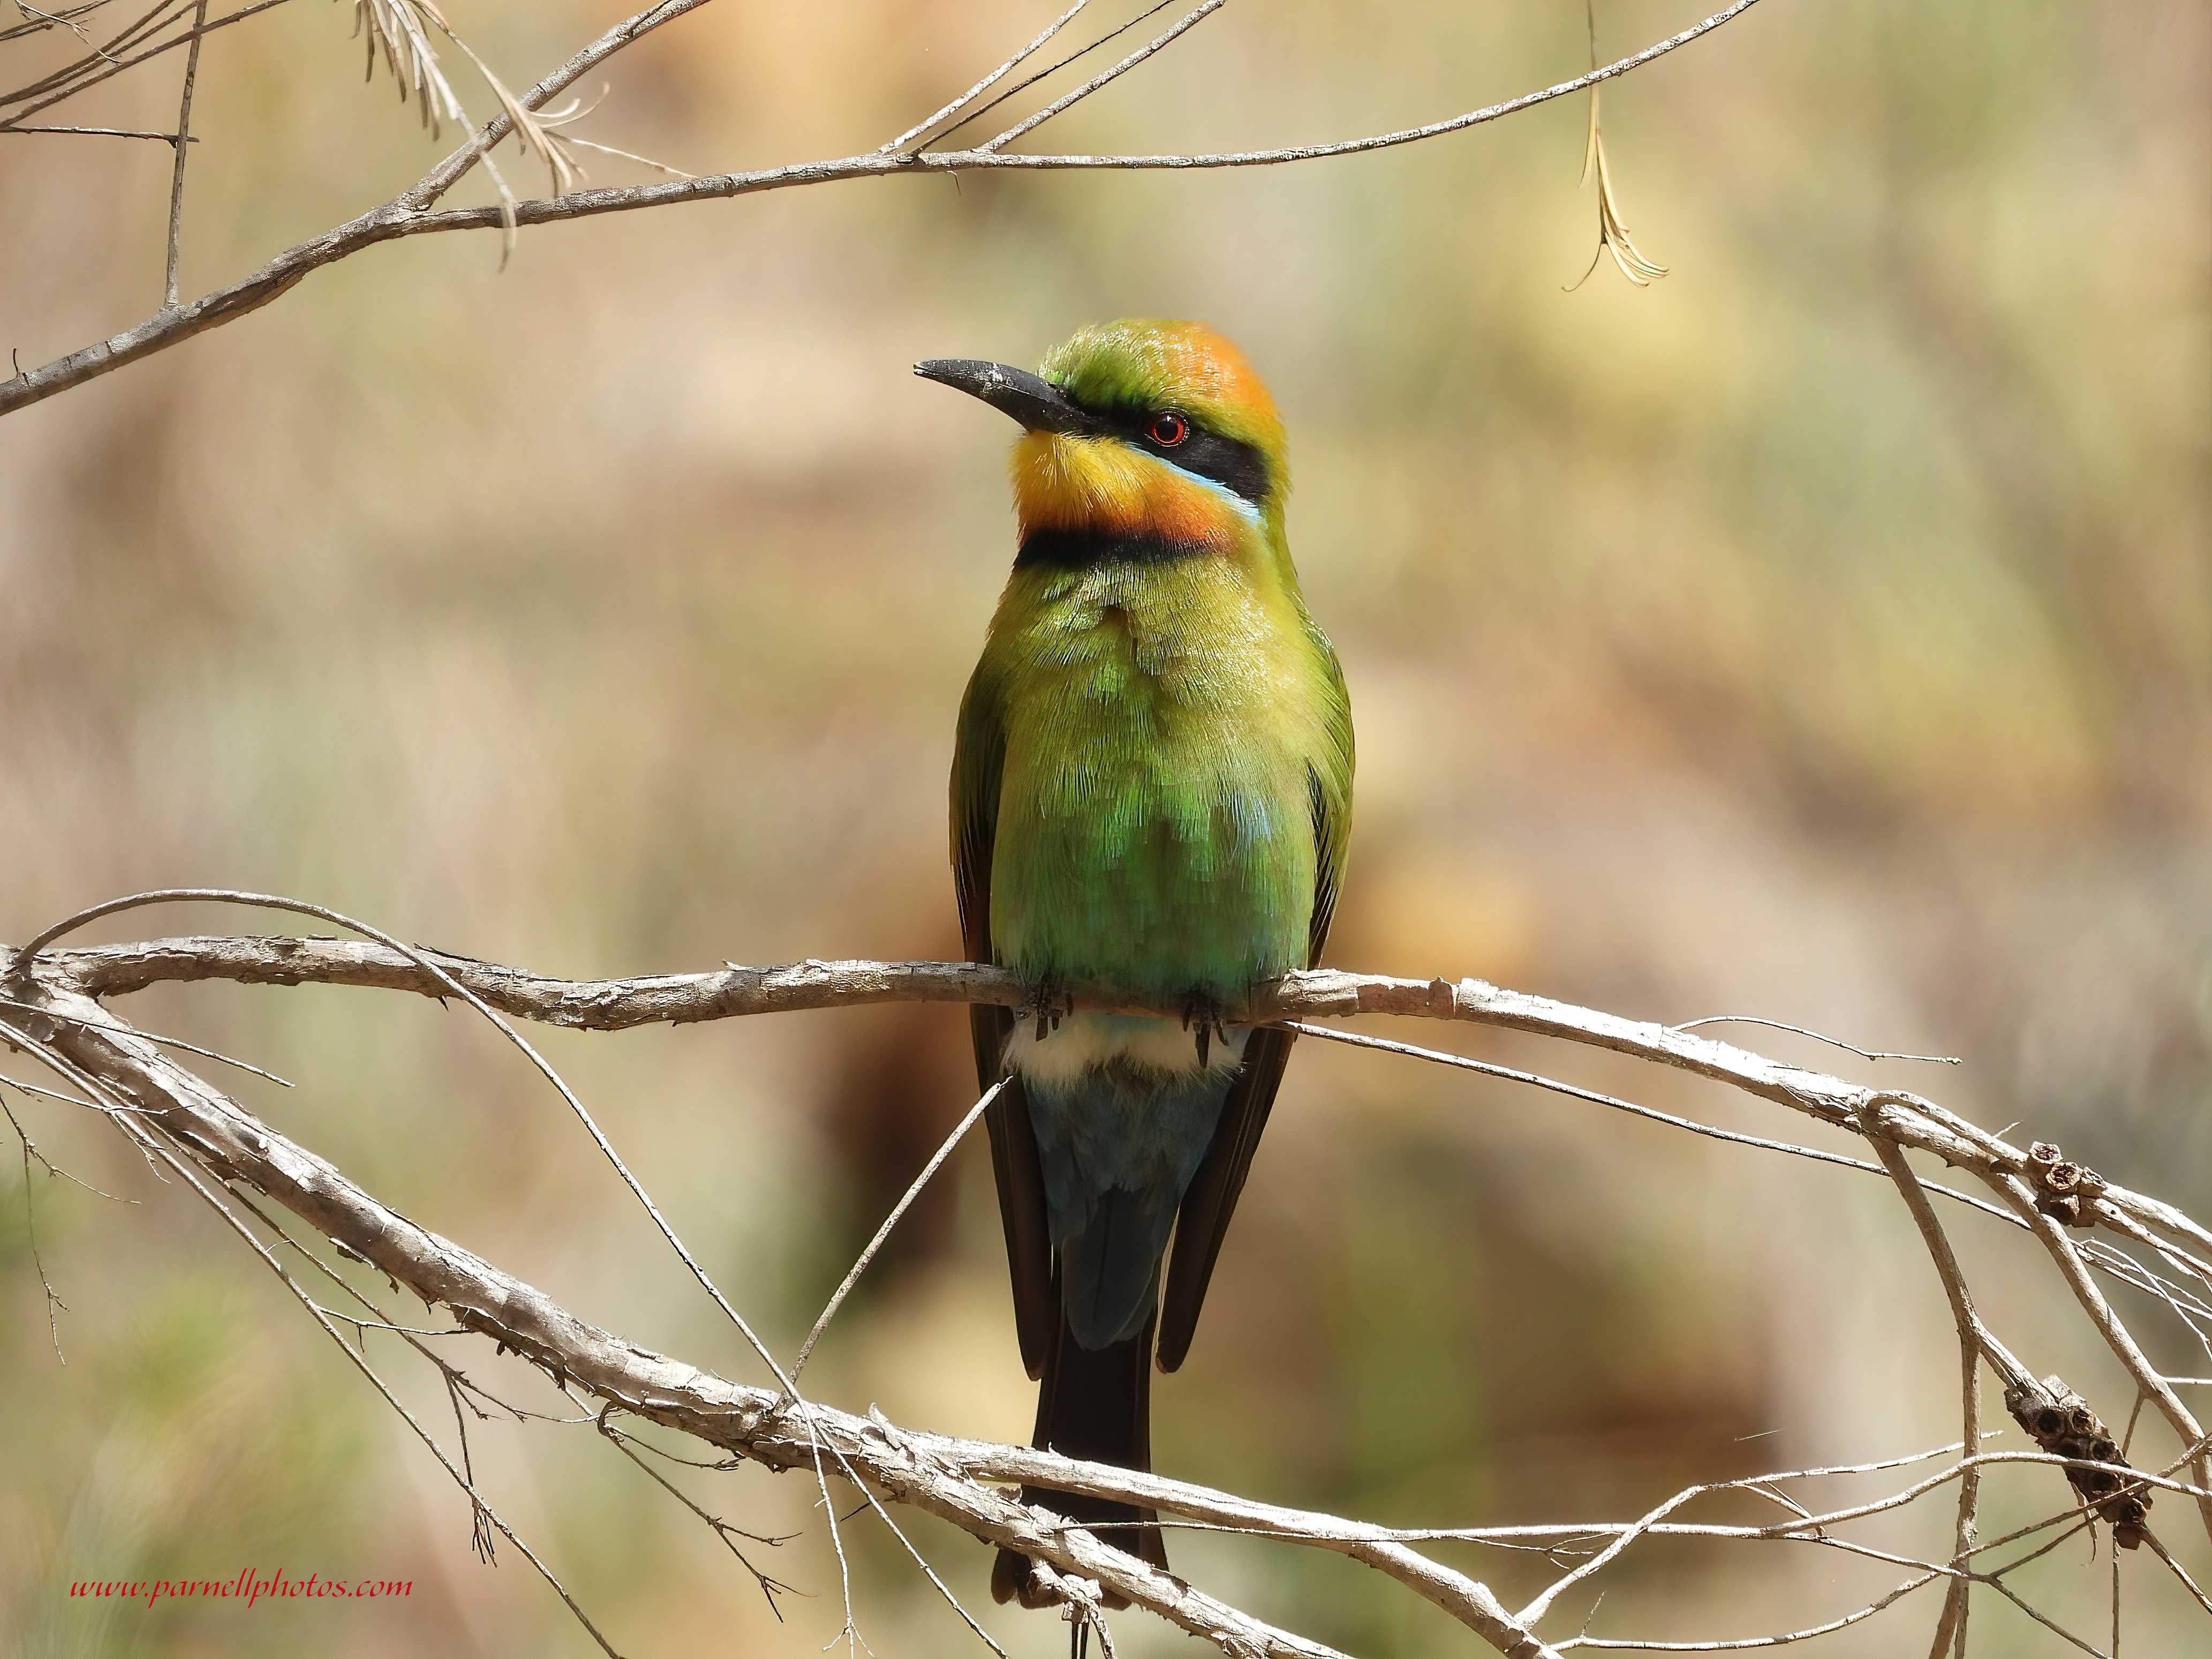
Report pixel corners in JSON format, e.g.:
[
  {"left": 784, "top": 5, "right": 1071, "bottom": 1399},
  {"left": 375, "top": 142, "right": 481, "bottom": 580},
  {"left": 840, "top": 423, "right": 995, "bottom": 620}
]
[
  {"left": 1180, "top": 993, "right": 1231, "bottom": 1068},
  {"left": 1021, "top": 983, "right": 1074, "bottom": 1044}
]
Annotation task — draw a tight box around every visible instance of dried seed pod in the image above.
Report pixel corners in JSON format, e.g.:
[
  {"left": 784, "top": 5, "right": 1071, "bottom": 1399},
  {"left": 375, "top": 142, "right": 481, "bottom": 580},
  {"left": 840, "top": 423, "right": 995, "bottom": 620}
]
[{"left": 2005, "top": 1375, "right": 2150, "bottom": 1549}]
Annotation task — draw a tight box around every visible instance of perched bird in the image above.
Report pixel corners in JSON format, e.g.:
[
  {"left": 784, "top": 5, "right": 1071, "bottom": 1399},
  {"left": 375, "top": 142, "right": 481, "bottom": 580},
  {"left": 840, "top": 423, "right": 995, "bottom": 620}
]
[{"left": 918, "top": 321, "right": 1354, "bottom": 1606}]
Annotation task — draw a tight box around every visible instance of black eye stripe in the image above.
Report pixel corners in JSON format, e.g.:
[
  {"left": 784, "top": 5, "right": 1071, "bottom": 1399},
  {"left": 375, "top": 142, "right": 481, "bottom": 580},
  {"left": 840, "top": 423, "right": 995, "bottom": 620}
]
[
  {"left": 1156, "top": 425, "right": 1270, "bottom": 504},
  {"left": 1159, "top": 425, "right": 1265, "bottom": 504},
  {"left": 1052, "top": 390, "right": 1272, "bottom": 505}
]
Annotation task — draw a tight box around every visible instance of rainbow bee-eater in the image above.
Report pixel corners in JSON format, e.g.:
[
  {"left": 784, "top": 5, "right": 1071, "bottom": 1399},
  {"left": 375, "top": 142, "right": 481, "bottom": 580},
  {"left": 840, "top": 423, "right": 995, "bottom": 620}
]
[{"left": 918, "top": 320, "right": 1354, "bottom": 1605}]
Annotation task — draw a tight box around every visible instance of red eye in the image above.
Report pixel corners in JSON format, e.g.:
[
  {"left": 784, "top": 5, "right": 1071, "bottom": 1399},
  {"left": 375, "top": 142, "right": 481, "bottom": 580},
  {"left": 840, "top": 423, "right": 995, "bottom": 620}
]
[{"left": 1147, "top": 411, "right": 1190, "bottom": 447}]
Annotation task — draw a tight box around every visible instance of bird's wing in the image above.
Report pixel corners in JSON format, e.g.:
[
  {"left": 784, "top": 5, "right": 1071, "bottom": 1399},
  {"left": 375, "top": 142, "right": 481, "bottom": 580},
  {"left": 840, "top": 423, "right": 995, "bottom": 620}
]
[
  {"left": 1304, "top": 632, "right": 1356, "bottom": 966},
  {"left": 953, "top": 658, "right": 1056, "bottom": 1381},
  {"left": 1157, "top": 632, "right": 1354, "bottom": 1374}
]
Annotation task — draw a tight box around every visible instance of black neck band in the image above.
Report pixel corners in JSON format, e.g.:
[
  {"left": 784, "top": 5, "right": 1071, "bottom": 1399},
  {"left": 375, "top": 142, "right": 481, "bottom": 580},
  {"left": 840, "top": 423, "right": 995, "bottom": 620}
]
[{"left": 1014, "top": 526, "right": 1218, "bottom": 571}]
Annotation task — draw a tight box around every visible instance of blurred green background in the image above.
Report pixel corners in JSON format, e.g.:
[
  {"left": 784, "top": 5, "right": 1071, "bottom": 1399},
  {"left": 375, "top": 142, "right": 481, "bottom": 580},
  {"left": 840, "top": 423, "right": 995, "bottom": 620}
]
[{"left": 3, "top": 0, "right": 2208, "bottom": 1652}]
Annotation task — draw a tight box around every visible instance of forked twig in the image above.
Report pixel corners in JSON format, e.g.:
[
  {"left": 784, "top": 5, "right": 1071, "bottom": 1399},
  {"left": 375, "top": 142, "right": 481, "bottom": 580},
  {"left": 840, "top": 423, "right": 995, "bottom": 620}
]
[
  {"left": 975, "top": 0, "right": 1229, "bottom": 155},
  {"left": 595, "top": 1406, "right": 802, "bottom": 1614},
  {"left": 2, "top": 1095, "right": 73, "bottom": 1360},
  {"left": 881, "top": 0, "right": 1092, "bottom": 154}
]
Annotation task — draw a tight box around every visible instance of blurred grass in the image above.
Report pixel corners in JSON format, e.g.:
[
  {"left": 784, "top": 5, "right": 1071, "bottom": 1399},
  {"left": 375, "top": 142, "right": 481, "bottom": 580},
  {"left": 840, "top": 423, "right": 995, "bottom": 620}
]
[{"left": 2, "top": 0, "right": 2208, "bottom": 1653}]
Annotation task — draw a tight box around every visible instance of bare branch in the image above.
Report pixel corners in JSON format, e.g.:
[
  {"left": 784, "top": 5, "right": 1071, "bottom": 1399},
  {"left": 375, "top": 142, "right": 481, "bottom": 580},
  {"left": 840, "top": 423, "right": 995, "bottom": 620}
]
[
  {"left": 0, "top": 0, "right": 1768, "bottom": 417},
  {"left": 28, "top": 927, "right": 2204, "bottom": 1268},
  {"left": 9, "top": 908, "right": 2209, "bottom": 1646},
  {"left": 2, "top": 963, "right": 1555, "bottom": 1655},
  {"left": 0, "top": 1, "right": 118, "bottom": 47},
  {"left": 594, "top": 1408, "right": 802, "bottom": 1614},
  {"left": 2141, "top": 1528, "right": 2212, "bottom": 1615},
  {"left": 1557, "top": 1566, "right": 1942, "bottom": 1650},
  {"left": 2, "top": 1094, "right": 72, "bottom": 1359}
]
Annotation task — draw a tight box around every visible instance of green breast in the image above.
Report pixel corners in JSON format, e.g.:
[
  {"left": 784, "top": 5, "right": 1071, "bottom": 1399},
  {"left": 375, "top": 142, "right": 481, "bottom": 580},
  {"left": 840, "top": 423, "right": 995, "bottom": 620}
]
[{"left": 980, "top": 555, "right": 1325, "bottom": 1000}]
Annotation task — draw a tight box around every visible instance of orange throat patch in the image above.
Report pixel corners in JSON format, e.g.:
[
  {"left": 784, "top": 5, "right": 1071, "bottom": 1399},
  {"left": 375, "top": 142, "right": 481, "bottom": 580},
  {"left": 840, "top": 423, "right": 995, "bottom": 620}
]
[{"left": 1011, "top": 432, "right": 1250, "bottom": 547}]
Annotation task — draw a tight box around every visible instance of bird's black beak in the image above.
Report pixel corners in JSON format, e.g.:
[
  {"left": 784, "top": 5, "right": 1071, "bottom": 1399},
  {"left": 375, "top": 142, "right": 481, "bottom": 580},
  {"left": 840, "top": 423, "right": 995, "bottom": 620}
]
[{"left": 914, "top": 358, "right": 1111, "bottom": 436}]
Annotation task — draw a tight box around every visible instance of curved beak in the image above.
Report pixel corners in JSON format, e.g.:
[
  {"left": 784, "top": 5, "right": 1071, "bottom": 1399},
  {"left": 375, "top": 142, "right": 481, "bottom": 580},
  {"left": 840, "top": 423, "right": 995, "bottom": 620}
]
[{"left": 914, "top": 358, "right": 1110, "bottom": 436}]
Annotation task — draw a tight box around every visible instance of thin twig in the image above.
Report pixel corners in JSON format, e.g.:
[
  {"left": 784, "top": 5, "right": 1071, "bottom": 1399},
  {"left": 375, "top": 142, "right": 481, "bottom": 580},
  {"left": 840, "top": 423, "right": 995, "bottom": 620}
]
[
  {"left": 1520, "top": 1478, "right": 1712, "bottom": 1627},
  {"left": 0, "top": 1, "right": 115, "bottom": 47},
  {"left": 2, "top": 0, "right": 194, "bottom": 105},
  {"left": 1854, "top": 1122, "right": 1988, "bottom": 1656},
  {"left": 595, "top": 1406, "right": 800, "bottom": 1613},
  {"left": 881, "top": 0, "right": 1092, "bottom": 154},
  {"left": 1, "top": 1095, "right": 71, "bottom": 1359},
  {"left": 0, "top": 1087, "right": 133, "bottom": 1202},
  {"left": 976, "top": 0, "right": 1228, "bottom": 155},
  {"left": 0, "top": 993, "right": 291, "bottom": 1085},
  {"left": 2139, "top": 1528, "right": 2212, "bottom": 1614},
  {"left": 161, "top": 0, "right": 206, "bottom": 306},
  {"left": 1280, "top": 1020, "right": 2012, "bottom": 1224},
  {"left": 928, "top": 0, "right": 1180, "bottom": 152},
  {"left": 1557, "top": 1566, "right": 1943, "bottom": 1649},
  {"left": 2, "top": 123, "right": 195, "bottom": 138},
  {"left": 1671, "top": 1014, "right": 1959, "bottom": 1066},
  {"left": 792, "top": 1080, "right": 1001, "bottom": 1378}
]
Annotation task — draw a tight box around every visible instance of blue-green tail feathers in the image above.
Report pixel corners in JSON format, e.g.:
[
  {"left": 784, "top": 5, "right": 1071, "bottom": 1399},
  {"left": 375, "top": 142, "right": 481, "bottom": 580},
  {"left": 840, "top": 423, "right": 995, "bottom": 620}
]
[{"left": 1026, "top": 1046, "right": 1239, "bottom": 1348}]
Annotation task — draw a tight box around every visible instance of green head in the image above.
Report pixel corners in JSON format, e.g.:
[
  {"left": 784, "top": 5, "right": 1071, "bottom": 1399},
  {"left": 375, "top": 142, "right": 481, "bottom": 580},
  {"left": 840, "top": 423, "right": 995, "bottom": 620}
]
[{"left": 918, "top": 319, "right": 1290, "bottom": 548}]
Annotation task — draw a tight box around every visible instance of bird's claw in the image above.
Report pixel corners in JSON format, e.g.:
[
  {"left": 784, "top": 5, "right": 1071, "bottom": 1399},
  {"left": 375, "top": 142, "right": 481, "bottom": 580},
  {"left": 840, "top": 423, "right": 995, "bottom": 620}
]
[
  {"left": 1023, "top": 985, "right": 1073, "bottom": 1042},
  {"left": 1181, "top": 993, "right": 1230, "bottom": 1066}
]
